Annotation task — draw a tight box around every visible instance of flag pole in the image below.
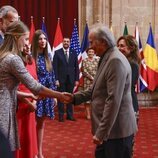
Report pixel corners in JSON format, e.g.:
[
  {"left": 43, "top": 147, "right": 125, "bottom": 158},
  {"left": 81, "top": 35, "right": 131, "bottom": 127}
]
[
  {"left": 42, "top": 17, "right": 45, "bottom": 23},
  {"left": 31, "top": 16, "right": 33, "bottom": 22},
  {"left": 29, "top": 16, "right": 35, "bottom": 44},
  {"left": 148, "top": 22, "right": 151, "bottom": 96},
  {"left": 110, "top": 20, "right": 112, "bottom": 26},
  {"left": 110, "top": 20, "right": 113, "bottom": 34},
  {"left": 74, "top": 18, "right": 76, "bottom": 25}
]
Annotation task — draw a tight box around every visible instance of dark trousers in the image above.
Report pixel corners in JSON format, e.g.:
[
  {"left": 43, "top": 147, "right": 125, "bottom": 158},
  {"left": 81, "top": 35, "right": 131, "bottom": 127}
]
[
  {"left": 95, "top": 135, "right": 134, "bottom": 158},
  {"left": 58, "top": 76, "right": 74, "bottom": 118}
]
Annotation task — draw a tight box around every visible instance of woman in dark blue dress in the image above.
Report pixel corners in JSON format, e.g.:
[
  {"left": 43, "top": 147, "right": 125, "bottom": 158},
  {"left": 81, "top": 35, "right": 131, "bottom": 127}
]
[{"left": 32, "top": 29, "right": 56, "bottom": 158}]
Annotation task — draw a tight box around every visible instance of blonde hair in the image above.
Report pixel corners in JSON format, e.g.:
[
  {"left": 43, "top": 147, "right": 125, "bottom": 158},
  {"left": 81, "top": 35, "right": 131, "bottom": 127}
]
[{"left": 0, "top": 21, "right": 29, "bottom": 60}]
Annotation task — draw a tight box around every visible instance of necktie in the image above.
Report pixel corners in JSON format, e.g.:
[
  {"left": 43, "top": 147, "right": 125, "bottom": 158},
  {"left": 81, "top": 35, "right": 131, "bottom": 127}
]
[{"left": 65, "top": 50, "right": 69, "bottom": 62}]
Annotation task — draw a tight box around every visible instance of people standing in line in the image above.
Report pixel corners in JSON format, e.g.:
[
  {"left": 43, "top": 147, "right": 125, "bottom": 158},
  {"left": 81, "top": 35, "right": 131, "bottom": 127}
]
[
  {"left": 31, "top": 29, "right": 57, "bottom": 158},
  {"left": 0, "top": 20, "right": 67, "bottom": 156},
  {"left": 117, "top": 35, "right": 140, "bottom": 121},
  {"left": 15, "top": 45, "right": 38, "bottom": 158},
  {"left": 0, "top": 5, "right": 19, "bottom": 45},
  {"left": 63, "top": 24, "right": 137, "bottom": 158},
  {"left": 53, "top": 37, "right": 79, "bottom": 122},
  {"left": 82, "top": 48, "right": 99, "bottom": 120}
]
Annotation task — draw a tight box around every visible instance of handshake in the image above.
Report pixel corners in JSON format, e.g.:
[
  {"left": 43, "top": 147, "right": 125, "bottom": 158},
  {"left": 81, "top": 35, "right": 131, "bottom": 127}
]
[
  {"left": 59, "top": 92, "right": 74, "bottom": 104},
  {"left": 19, "top": 91, "right": 75, "bottom": 105}
]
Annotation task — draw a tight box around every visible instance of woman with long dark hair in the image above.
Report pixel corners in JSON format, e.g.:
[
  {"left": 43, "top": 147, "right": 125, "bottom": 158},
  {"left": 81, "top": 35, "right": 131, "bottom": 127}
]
[{"left": 32, "top": 29, "right": 57, "bottom": 158}]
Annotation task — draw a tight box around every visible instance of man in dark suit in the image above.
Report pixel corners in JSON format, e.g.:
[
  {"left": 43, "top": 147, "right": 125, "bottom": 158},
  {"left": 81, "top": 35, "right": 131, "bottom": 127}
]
[
  {"left": 53, "top": 37, "right": 79, "bottom": 122},
  {"left": 64, "top": 24, "right": 137, "bottom": 158}
]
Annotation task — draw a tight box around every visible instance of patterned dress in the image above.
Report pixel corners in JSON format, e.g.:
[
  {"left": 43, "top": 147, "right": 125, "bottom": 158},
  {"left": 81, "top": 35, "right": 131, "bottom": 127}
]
[
  {"left": 0, "top": 54, "right": 42, "bottom": 151},
  {"left": 36, "top": 53, "right": 56, "bottom": 119},
  {"left": 82, "top": 57, "right": 99, "bottom": 91}
]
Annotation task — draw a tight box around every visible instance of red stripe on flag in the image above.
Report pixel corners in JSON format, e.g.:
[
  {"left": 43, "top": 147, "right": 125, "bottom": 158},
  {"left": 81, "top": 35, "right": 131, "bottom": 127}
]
[{"left": 146, "top": 66, "right": 158, "bottom": 91}]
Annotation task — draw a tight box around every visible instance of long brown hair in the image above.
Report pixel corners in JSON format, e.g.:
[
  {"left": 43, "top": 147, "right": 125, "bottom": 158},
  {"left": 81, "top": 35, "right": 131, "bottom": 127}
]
[
  {"left": 31, "top": 29, "right": 52, "bottom": 72},
  {"left": 0, "top": 21, "right": 29, "bottom": 60},
  {"left": 117, "top": 35, "right": 141, "bottom": 64}
]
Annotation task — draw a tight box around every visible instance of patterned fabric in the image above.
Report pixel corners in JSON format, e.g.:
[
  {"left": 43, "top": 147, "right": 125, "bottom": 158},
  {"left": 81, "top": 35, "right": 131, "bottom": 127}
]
[
  {"left": 0, "top": 54, "right": 42, "bottom": 151},
  {"left": 82, "top": 57, "right": 99, "bottom": 91},
  {"left": 36, "top": 54, "right": 56, "bottom": 119}
]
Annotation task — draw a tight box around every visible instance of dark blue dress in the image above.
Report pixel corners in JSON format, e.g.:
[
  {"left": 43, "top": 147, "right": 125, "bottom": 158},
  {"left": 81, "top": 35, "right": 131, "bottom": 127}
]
[{"left": 36, "top": 53, "right": 56, "bottom": 119}]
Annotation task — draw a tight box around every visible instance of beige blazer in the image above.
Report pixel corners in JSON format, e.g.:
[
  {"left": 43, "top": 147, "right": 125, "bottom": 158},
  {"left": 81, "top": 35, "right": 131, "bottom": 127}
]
[{"left": 74, "top": 46, "right": 137, "bottom": 141}]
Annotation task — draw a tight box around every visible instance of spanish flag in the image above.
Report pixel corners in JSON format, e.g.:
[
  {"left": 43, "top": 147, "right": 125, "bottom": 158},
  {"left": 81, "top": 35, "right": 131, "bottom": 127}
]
[{"left": 143, "top": 25, "right": 158, "bottom": 91}]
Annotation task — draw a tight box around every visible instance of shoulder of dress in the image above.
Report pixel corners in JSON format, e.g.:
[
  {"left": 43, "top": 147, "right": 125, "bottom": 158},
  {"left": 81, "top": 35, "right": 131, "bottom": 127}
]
[{"left": 5, "top": 54, "right": 21, "bottom": 61}]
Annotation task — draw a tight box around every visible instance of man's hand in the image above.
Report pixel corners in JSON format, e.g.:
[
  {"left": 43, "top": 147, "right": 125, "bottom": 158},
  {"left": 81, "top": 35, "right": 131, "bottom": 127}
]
[
  {"left": 93, "top": 135, "right": 103, "bottom": 145},
  {"left": 61, "top": 92, "right": 74, "bottom": 104}
]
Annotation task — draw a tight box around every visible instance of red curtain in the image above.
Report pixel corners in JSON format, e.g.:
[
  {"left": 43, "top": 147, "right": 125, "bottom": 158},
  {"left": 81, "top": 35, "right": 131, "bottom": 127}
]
[{"left": 0, "top": 0, "right": 78, "bottom": 46}]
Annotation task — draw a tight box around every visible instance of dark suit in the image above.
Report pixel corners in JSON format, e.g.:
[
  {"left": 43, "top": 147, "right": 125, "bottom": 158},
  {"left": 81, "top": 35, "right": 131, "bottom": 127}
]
[
  {"left": 53, "top": 48, "right": 79, "bottom": 119},
  {"left": 74, "top": 47, "right": 137, "bottom": 158}
]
